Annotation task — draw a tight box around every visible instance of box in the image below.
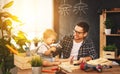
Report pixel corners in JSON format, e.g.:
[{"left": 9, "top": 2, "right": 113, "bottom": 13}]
[
  {"left": 103, "top": 51, "right": 116, "bottom": 59},
  {"left": 14, "top": 53, "right": 32, "bottom": 69}
]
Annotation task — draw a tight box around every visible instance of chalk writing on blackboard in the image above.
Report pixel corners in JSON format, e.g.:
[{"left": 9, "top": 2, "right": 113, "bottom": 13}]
[
  {"left": 58, "top": 0, "right": 72, "bottom": 16},
  {"left": 73, "top": 0, "right": 88, "bottom": 16}
]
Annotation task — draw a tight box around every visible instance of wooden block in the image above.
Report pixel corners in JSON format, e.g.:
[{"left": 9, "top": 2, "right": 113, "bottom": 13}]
[
  {"left": 14, "top": 53, "right": 32, "bottom": 69},
  {"left": 103, "top": 51, "right": 115, "bottom": 59}
]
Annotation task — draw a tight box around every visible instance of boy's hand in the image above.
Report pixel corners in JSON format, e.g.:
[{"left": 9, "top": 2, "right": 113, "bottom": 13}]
[{"left": 50, "top": 46, "right": 56, "bottom": 52}]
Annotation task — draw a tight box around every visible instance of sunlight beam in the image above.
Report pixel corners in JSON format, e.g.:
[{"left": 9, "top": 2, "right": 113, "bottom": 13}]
[{"left": 9, "top": 0, "right": 53, "bottom": 40}]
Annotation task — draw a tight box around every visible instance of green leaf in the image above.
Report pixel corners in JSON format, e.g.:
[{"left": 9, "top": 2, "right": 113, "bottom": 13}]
[
  {"left": 104, "top": 18, "right": 113, "bottom": 29},
  {"left": 0, "top": 12, "right": 21, "bottom": 23},
  {"left": 2, "top": 1, "right": 14, "bottom": 9},
  {"left": 0, "top": 62, "right": 3, "bottom": 68},
  {"left": 31, "top": 55, "right": 43, "bottom": 67},
  {"left": 0, "top": 12, "right": 11, "bottom": 18},
  {"left": 4, "top": 19, "right": 12, "bottom": 26},
  {"left": 10, "top": 15, "right": 22, "bottom": 23},
  {"left": 103, "top": 44, "right": 117, "bottom": 51},
  {"left": 2, "top": 19, "right": 12, "bottom": 30}
]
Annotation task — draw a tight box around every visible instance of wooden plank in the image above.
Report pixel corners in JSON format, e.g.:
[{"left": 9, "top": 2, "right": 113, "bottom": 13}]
[{"left": 100, "top": 10, "right": 106, "bottom": 58}]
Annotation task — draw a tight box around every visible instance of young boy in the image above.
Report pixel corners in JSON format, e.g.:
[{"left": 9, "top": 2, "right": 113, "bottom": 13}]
[{"left": 36, "top": 29, "right": 60, "bottom": 66}]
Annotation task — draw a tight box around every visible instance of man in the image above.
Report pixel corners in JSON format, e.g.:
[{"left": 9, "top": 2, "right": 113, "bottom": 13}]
[{"left": 54, "top": 22, "right": 97, "bottom": 63}]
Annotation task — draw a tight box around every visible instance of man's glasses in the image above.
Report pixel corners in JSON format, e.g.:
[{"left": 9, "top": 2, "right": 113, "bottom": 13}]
[{"left": 73, "top": 30, "right": 84, "bottom": 34}]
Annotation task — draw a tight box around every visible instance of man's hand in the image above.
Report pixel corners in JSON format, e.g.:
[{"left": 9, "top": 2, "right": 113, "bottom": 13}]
[
  {"left": 78, "top": 57, "right": 92, "bottom": 63},
  {"left": 78, "top": 57, "right": 86, "bottom": 63}
]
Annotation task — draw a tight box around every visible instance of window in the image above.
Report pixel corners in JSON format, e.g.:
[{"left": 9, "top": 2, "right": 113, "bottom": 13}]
[{"left": 9, "top": 0, "right": 53, "bottom": 40}]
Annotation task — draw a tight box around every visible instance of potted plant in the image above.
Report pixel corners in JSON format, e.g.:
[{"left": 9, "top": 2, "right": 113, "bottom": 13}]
[
  {"left": 104, "top": 18, "right": 113, "bottom": 34},
  {"left": 103, "top": 44, "right": 117, "bottom": 51},
  {"left": 33, "top": 37, "right": 41, "bottom": 47},
  {"left": 31, "top": 55, "right": 43, "bottom": 74},
  {"left": 0, "top": 1, "right": 24, "bottom": 74},
  {"left": 103, "top": 44, "right": 117, "bottom": 59}
]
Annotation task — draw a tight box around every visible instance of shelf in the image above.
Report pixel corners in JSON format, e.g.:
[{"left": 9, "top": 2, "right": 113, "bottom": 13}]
[
  {"left": 109, "top": 57, "right": 120, "bottom": 61},
  {"left": 100, "top": 8, "right": 120, "bottom": 58},
  {"left": 106, "top": 34, "right": 120, "bottom": 36},
  {"left": 105, "top": 11, "right": 120, "bottom": 13}
]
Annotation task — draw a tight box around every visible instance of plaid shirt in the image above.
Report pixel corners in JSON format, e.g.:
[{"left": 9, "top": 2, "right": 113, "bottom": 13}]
[{"left": 54, "top": 35, "right": 97, "bottom": 60}]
